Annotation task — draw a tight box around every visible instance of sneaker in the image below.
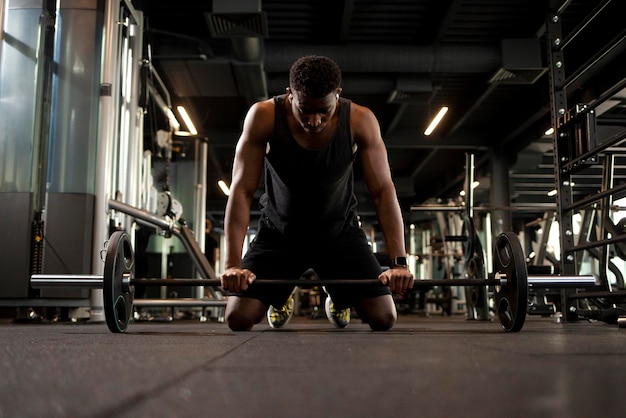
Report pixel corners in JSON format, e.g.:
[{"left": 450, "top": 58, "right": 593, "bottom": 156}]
[
  {"left": 267, "top": 291, "right": 295, "bottom": 329},
  {"left": 325, "top": 296, "right": 350, "bottom": 328}
]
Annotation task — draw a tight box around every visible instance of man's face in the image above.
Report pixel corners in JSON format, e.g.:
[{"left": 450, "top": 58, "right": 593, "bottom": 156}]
[{"left": 288, "top": 89, "right": 339, "bottom": 134}]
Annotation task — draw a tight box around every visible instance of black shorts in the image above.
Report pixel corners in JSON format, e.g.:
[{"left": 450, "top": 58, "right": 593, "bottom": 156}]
[{"left": 239, "top": 220, "right": 389, "bottom": 309}]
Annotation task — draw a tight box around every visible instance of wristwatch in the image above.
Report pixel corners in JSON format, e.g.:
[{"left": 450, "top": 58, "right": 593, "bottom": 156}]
[{"left": 390, "top": 256, "right": 408, "bottom": 268}]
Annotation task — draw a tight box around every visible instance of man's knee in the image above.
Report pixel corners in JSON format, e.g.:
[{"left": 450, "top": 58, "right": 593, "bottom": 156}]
[
  {"left": 356, "top": 295, "right": 397, "bottom": 331},
  {"left": 224, "top": 297, "right": 267, "bottom": 331},
  {"left": 225, "top": 311, "right": 256, "bottom": 331},
  {"left": 366, "top": 310, "right": 396, "bottom": 331}
]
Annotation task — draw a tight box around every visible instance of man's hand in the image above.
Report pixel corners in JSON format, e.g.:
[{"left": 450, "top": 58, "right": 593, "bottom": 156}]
[
  {"left": 221, "top": 267, "right": 256, "bottom": 292},
  {"left": 379, "top": 267, "right": 414, "bottom": 297}
]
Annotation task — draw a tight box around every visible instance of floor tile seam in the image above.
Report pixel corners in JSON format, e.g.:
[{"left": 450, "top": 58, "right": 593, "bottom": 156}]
[{"left": 89, "top": 332, "right": 264, "bottom": 417}]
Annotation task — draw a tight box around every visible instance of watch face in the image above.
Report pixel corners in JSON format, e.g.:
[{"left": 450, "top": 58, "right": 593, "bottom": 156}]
[{"left": 393, "top": 256, "right": 408, "bottom": 266}]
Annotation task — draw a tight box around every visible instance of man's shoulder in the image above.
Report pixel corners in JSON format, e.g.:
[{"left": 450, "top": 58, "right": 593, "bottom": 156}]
[
  {"left": 347, "top": 100, "right": 382, "bottom": 145},
  {"left": 242, "top": 99, "right": 276, "bottom": 140},
  {"left": 249, "top": 98, "right": 276, "bottom": 117},
  {"left": 346, "top": 99, "right": 373, "bottom": 115},
  {"left": 348, "top": 101, "right": 377, "bottom": 126}
]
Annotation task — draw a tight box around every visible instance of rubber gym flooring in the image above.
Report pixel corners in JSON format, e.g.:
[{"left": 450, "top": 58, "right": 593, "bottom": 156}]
[{"left": 1, "top": 312, "right": 625, "bottom": 418}]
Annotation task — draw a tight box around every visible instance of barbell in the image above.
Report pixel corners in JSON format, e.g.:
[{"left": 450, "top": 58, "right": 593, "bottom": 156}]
[{"left": 30, "top": 231, "right": 596, "bottom": 333}]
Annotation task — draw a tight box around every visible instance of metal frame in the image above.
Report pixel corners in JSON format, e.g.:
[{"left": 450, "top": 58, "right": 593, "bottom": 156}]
[{"left": 547, "top": 0, "right": 626, "bottom": 319}]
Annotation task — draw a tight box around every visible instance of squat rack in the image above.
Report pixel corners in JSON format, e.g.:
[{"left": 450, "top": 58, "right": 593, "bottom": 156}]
[{"left": 547, "top": 0, "right": 626, "bottom": 320}]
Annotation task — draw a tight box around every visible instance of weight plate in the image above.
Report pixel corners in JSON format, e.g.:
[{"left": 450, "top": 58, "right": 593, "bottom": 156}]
[
  {"left": 103, "top": 231, "right": 135, "bottom": 333},
  {"left": 462, "top": 216, "right": 489, "bottom": 319},
  {"left": 461, "top": 216, "right": 475, "bottom": 262},
  {"left": 493, "top": 232, "right": 528, "bottom": 332},
  {"left": 466, "top": 256, "right": 486, "bottom": 307}
]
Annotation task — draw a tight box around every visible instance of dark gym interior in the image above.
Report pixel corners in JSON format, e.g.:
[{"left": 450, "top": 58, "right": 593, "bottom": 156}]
[{"left": 1, "top": 1, "right": 626, "bottom": 417}]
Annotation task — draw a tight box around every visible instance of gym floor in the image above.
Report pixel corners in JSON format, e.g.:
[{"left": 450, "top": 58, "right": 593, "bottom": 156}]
[{"left": 1, "top": 312, "right": 624, "bottom": 418}]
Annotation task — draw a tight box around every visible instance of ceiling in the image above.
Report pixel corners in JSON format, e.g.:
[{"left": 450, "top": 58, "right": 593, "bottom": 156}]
[{"left": 130, "top": 0, "right": 626, "bottom": 231}]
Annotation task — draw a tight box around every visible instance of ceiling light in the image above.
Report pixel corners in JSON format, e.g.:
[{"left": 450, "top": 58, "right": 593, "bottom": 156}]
[
  {"left": 544, "top": 127, "right": 554, "bottom": 136},
  {"left": 424, "top": 106, "right": 449, "bottom": 136},
  {"left": 547, "top": 189, "right": 557, "bottom": 196},
  {"left": 218, "top": 179, "right": 230, "bottom": 196},
  {"left": 177, "top": 106, "right": 198, "bottom": 135}
]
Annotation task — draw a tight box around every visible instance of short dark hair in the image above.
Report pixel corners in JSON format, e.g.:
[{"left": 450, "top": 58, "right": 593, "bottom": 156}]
[{"left": 289, "top": 55, "right": 342, "bottom": 98}]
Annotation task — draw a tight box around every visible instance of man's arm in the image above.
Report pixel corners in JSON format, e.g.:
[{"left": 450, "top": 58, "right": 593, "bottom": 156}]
[
  {"left": 351, "top": 103, "right": 414, "bottom": 295},
  {"left": 221, "top": 99, "right": 274, "bottom": 291}
]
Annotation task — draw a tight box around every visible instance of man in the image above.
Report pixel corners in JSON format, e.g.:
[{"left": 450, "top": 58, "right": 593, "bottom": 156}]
[{"left": 221, "top": 55, "right": 414, "bottom": 331}]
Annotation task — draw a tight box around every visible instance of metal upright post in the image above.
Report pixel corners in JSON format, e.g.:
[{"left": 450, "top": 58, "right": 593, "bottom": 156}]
[
  {"left": 464, "top": 153, "right": 475, "bottom": 221},
  {"left": 489, "top": 149, "right": 512, "bottom": 237},
  {"left": 194, "top": 139, "right": 208, "bottom": 298},
  {"left": 91, "top": 0, "right": 122, "bottom": 323},
  {"left": 546, "top": 3, "right": 575, "bottom": 320}
]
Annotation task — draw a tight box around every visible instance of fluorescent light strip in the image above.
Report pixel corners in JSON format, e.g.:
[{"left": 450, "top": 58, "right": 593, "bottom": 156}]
[
  {"left": 218, "top": 179, "right": 230, "bottom": 196},
  {"left": 424, "top": 106, "right": 449, "bottom": 136},
  {"left": 177, "top": 105, "right": 198, "bottom": 135}
]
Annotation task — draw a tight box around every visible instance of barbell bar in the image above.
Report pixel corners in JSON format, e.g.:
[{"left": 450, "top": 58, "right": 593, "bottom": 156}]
[
  {"left": 31, "top": 275, "right": 595, "bottom": 290},
  {"left": 30, "top": 231, "right": 597, "bottom": 334}
]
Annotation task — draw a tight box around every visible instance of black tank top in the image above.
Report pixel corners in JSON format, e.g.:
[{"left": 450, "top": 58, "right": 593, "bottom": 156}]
[{"left": 259, "top": 94, "right": 358, "bottom": 239}]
